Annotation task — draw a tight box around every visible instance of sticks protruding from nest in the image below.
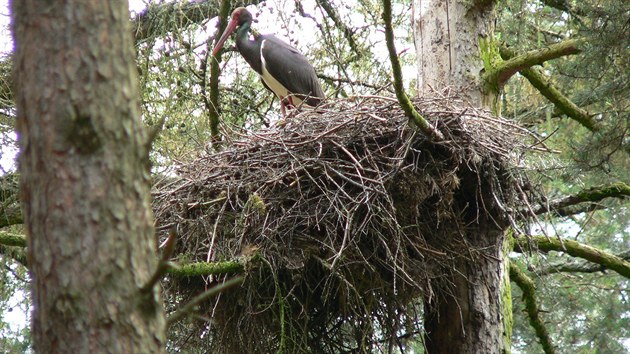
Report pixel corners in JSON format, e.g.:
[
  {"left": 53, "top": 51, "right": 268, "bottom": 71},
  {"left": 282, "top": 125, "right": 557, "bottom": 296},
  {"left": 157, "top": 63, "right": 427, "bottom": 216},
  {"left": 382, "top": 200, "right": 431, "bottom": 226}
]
[{"left": 153, "top": 94, "right": 536, "bottom": 352}]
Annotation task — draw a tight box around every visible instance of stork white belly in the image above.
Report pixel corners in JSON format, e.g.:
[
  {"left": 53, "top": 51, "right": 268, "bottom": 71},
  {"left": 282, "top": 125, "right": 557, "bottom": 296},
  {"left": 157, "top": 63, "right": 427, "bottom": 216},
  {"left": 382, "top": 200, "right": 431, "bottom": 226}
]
[{"left": 260, "top": 39, "right": 304, "bottom": 106}]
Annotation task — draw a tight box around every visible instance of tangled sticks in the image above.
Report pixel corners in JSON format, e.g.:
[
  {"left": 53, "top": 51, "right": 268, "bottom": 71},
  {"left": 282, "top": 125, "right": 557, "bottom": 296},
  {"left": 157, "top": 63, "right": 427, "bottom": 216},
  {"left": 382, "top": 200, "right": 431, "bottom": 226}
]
[{"left": 153, "top": 93, "right": 535, "bottom": 352}]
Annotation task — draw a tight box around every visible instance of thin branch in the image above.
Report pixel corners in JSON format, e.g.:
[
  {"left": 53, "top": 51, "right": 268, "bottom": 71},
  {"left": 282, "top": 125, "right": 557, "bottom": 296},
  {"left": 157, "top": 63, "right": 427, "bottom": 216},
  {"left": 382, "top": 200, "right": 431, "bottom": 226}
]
[
  {"left": 500, "top": 46, "right": 598, "bottom": 131},
  {"left": 510, "top": 263, "right": 557, "bottom": 354},
  {"left": 205, "top": 0, "right": 232, "bottom": 144},
  {"left": 318, "top": 73, "right": 388, "bottom": 91},
  {"left": 515, "top": 235, "right": 630, "bottom": 279},
  {"left": 166, "top": 276, "right": 244, "bottom": 328},
  {"left": 315, "top": 0, "right": 362, "bottom": 57},
  {"left": 141, "top": 228, "right": 178, "bottom": 294},
  {"left": 131, "top": 0, "right": 263, "bottom": 43},
  {"left": 486, "top": 38, "right": 585, "bottom": 88},
  {"left": 381, "top": 0, "right": 443, "bottom": 141},
  {"left": 534, "top": 182, "right": 630, "bottom": 216}
]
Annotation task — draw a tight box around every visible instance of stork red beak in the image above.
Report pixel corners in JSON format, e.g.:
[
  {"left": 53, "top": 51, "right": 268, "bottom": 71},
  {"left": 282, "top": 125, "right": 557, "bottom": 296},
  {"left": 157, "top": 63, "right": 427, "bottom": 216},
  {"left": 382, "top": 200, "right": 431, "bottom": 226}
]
[{"left": 211, "top": 17, "right": 239, "bottom": 56}]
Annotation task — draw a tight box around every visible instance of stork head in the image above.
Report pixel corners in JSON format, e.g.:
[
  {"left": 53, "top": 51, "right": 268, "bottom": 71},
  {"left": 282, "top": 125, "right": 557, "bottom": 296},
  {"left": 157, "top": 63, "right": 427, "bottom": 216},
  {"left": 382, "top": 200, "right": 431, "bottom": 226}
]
[{"left": 211, "top": 7, "right": 254, "bottom": 56}]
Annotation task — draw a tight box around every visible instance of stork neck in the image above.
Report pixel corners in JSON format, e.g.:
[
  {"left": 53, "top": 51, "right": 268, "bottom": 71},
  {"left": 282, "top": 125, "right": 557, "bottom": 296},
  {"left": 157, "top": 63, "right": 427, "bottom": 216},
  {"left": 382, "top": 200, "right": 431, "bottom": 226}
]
[
  {"left": 234, "top": 21, "right": 263, "bottom": 75},
  {"left": 235, "top": 21, "right": 252, "bottom": 42}
]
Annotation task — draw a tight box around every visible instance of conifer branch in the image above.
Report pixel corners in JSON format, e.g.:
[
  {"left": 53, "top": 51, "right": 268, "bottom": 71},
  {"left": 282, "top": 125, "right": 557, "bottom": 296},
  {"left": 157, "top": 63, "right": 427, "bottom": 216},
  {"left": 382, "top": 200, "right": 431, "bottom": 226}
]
[
  {"left": 499, "top": 46, "right": 598, "bottom": 131},
  {"left": 515, "top": 236, "right": 630, "bottom": 279},
  {"left": 131, "top": 0, "right": 263, "bottom": 43},
  {"left": 510, "top": 263, "right": 557, "bottom": 354},
  {"left": 0, "top": 204, "right": 22, "bottom": 228},
  {"left": 0, "top": 244, "right": 27, "bottom": 266},
  {"left": 486, "top": 38, "right": 584, "bottom": 87},
  {"left": 534, "top": 182, "right": 630, "bottom": 216},
  {"left": 382, "top": 0, "right": 443, "bottom": 141}
]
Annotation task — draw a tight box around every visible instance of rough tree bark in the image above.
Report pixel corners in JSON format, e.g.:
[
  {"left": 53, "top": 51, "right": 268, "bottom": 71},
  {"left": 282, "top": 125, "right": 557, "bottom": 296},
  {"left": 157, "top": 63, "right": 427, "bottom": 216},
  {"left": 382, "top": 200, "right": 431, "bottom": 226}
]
[
  {"left": 413, "top": 0, "right": 511, "bottom": 353},
  {"left": 414, "top": 0, "right": 495, "bottom": 105},
  {"left": 11, "top": 1, "right": 166, "bottom": 352}
]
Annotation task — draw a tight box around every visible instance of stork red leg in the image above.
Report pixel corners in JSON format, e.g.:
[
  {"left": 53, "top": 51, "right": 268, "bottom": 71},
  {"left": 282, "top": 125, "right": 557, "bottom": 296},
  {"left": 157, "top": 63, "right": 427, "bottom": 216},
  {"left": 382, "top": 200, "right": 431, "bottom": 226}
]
[{"left": 280, "top": 98, "right": 287, "bottom": 118}]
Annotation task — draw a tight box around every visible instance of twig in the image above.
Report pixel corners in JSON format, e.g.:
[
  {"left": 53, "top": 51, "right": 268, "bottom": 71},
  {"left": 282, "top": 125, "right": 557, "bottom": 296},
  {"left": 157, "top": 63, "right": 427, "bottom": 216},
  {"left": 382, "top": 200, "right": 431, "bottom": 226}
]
[
  {"left": 166, "top": 276, "right": 244, "bottom": 328},
  {"left": 140, "top": 227, "right": 177, "bottom": 294}
]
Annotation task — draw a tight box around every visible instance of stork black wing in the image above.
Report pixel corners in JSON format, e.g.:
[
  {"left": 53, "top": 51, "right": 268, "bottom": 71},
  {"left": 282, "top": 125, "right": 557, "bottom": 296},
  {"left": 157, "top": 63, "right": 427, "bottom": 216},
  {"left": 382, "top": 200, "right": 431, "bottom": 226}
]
[{"left": 260, "top": 35, "right": 324, "bottom": 106}]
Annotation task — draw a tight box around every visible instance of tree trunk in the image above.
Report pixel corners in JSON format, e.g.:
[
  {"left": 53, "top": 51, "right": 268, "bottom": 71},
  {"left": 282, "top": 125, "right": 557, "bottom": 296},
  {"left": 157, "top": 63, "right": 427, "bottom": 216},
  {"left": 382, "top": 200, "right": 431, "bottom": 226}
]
[
  {"left": 11, "top": 1, "right": 166, "bottom": 352},
  {"left": 413, "top": 0, "right": 511, "bottom": 352},
  {"left": 413, "top": 0, "right": 496, "bottom": 106}
]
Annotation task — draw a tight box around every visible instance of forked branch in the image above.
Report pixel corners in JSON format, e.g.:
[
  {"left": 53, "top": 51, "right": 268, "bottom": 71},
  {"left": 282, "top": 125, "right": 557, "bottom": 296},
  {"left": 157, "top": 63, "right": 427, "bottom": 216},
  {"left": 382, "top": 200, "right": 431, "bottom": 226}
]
[
  {"left": 486, "top": 38, "right": 584, "bottom": 87},
  {"left": 500, "top": 46, "right": 598, "bottom": 131}
]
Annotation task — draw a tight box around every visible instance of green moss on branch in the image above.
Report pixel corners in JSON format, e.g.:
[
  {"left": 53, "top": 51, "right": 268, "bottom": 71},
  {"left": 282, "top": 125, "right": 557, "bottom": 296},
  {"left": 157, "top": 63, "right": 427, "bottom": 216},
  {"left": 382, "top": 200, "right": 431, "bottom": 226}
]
[
  {"left": 0, "top": 231, "right": 26, "bottom": 247},
  {"left": 484, "top": 38, "right": 584, "bottom": 88},
  {"left": 535, "top": 182, "right": 630, "bottom": 216},
  {"left": 510, "top": 263, "right": 556, "bottom": 354},
  {"left": 168, "top": 260, "right": 245, "bottom": 277},
  {"left": 499, "top": 46, "right": 598, "bottom": 131},
  {"left": 492, "top": 38, "right": 584, "bottom": 87},
  {"left": 522, "top": 236, "right": 630, "bottom": 279},
  {"left": 381, "top": 0, "right": 443, "bottom": 141}
]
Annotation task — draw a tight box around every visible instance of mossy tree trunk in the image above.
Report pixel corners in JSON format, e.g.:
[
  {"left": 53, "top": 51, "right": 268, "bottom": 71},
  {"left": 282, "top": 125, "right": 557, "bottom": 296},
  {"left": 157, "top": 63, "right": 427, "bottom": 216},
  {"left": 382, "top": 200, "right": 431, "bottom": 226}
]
[
  {"left": 11, "top": 1, "right": 166, "bottom": 352},
  {"left": 413, "top": 0, "right": 511, "bottom": 352}
]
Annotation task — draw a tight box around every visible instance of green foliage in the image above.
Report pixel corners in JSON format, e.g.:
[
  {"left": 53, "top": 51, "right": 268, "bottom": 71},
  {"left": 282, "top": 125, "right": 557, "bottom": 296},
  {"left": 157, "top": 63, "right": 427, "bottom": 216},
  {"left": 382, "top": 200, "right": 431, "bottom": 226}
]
[{"left": 0, "top": 257, "right": 30, "bottom": 353}]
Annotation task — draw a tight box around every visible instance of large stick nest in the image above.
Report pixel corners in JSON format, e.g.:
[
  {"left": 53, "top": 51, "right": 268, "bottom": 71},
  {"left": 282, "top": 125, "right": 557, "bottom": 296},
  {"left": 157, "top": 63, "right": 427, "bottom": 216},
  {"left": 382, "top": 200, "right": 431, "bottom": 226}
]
[{"left": 153, "top": 94, "right": 534, "bottom": 352}]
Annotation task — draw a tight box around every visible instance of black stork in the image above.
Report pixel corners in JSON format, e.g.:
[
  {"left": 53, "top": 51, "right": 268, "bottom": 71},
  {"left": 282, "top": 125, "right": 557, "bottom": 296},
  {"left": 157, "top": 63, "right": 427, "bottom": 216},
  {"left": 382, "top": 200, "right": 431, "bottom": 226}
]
[{"left": 211, "top": 7, "right": 325, "bottom": 117}]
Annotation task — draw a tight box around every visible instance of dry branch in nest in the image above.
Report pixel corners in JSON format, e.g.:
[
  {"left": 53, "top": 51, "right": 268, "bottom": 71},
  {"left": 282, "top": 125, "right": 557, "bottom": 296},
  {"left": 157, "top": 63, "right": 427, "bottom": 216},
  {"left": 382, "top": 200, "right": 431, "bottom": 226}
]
[{"left": 153, "top": 93, "right": 534, "bottom": 352}]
